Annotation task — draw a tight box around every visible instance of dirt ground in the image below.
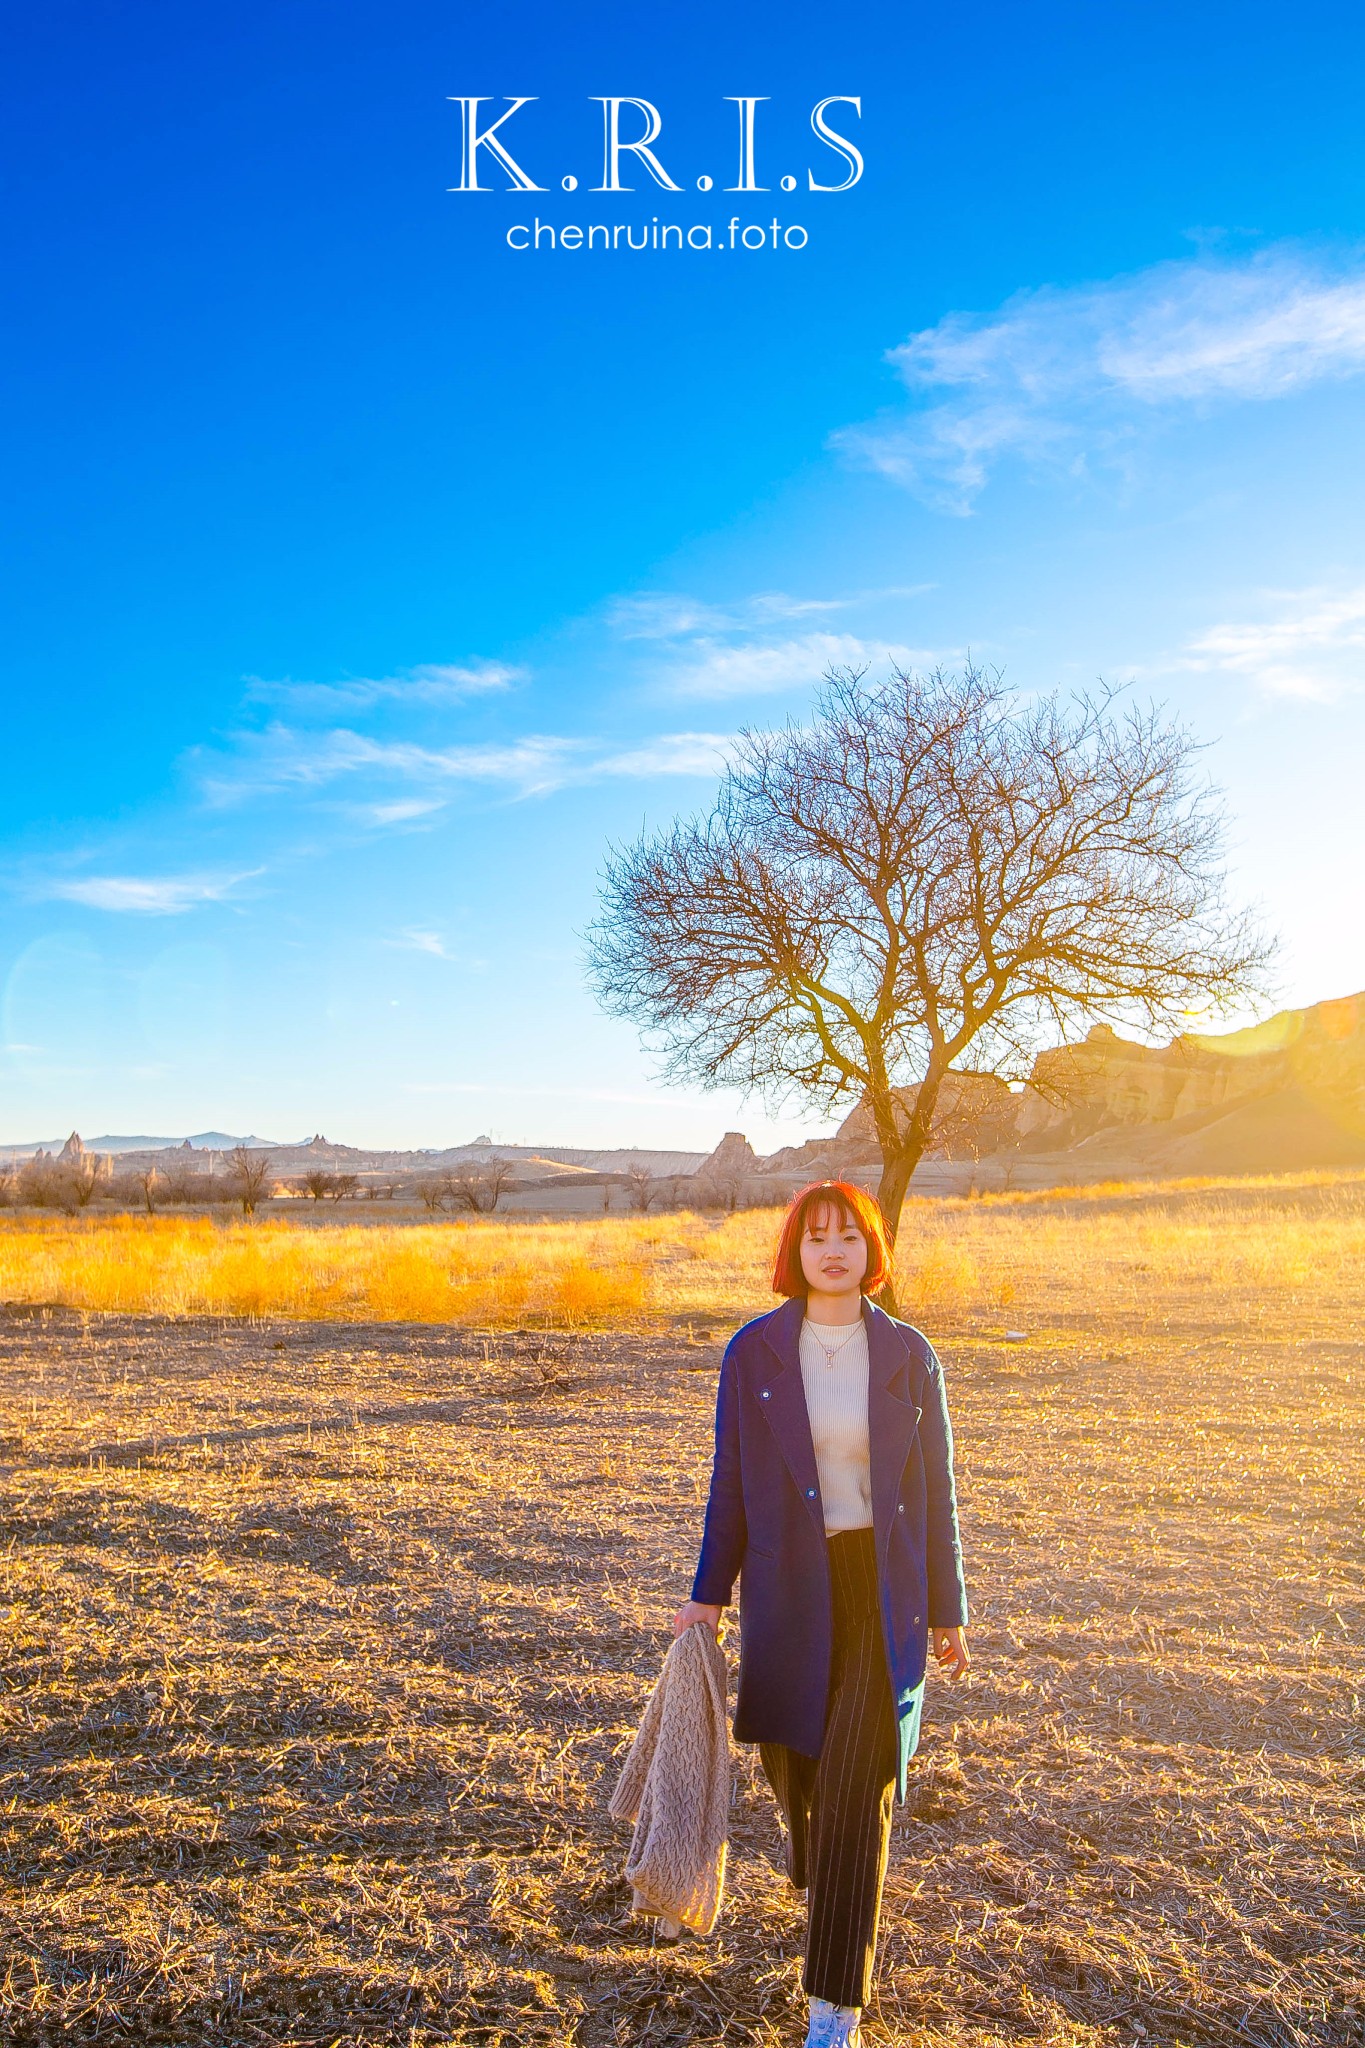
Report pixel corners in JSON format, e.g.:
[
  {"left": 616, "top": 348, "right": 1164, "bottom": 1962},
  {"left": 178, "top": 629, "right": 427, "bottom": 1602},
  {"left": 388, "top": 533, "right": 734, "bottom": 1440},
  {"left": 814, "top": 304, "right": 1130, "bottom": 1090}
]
[{"left": 0, "top": 1290, "right": 1360, "bottom": 2046}]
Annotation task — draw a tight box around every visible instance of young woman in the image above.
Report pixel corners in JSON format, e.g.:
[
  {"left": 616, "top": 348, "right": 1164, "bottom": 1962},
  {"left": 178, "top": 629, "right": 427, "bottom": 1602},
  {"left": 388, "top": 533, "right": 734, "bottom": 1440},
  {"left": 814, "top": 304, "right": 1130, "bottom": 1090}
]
[{"left": 673, "top": 1181, "right": 970, "bottom": 2048}]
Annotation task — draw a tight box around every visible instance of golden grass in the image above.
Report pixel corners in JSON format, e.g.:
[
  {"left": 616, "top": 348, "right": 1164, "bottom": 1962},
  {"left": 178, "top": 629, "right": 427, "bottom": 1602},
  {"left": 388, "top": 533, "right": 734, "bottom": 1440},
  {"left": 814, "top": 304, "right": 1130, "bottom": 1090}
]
[
  {"left": 0, "top": 1213, "right": 655, "bottom": 1327},
  {"left": 4, "top": 1169, "right": 1365, "bottom": 1337}
]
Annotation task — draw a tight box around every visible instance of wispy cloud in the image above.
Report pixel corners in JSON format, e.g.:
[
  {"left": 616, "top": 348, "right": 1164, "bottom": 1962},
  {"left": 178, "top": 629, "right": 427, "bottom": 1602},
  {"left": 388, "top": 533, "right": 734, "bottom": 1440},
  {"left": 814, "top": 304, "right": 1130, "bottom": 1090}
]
[
  {"left": 1179, "top": 582, "right": 1365, "bottom": 701},
  {"left": 199, "top": 722, "right": 733, "bottom": 811},
  {"left": 593, "top": 732, "right": 732, "bottom": 776},
  {"left": 608, "top": 587, "right": 933, "bottom": 642},
  {"left": 663, "top": 632, "right": 935, "bottom": 700},
  {"left": 393, "top": 928, "right": 452, "bottom": 958},
  {"left": 602, "top": 583, "right": 946, "bottom": 700},
  {"left": 42, "top": 870, "right": 261, "bottom": 914},
  {"left": 385, "top": 928, "right": 487, "bottom": 966},
  {"left": 834, "top": 245, "right": 1365, "bottom": 511},
  {"left": 608, "top": 591, "right": 852, "bottom": 640},
  {"left": 245, "top": 661, "right": 522, "bottom": 716},
  {"left": 356, "top": 797, "right": 451, "bottom": 826},
  {"left": 200, "top": 726, "right": 583, "bottom": 806}
]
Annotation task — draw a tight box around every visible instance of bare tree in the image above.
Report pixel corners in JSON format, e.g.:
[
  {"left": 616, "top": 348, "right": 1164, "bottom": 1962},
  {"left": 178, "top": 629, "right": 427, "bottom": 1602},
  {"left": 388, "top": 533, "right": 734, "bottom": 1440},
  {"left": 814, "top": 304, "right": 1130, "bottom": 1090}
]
[
  {"left": 136, "top": 1166, "right": 161, "bottom": 1215},
  {"left": 32, "top": 1153, "right": 103, "bottom": 1209},
  {"left": 588, "top": 663, "right": 1270, "bottom": 1258},
  {"left": 443, "top": 1158, "right": 515, "bottom": 1215},
  {"left": 689, "top": 1162, "right": 749, "bottom": 1213},
  {"left": 300, "top": 1169, "right": 335, "bottom": 1204},
  {"left": 327, "top": 1172, "right": 359, "bottom": 1202},
  {"left": 625, "top": 1165, "right": 659, "bottom": 1212},
  {"left": 228, "top": 1147, "right": 274, "bottom": 1217},
  {"left": 993, "top": 1132, "right": 1025, "bottom": 1191},
  {"left": 166, "top": 1168, "right": 221, "bottom": 1206},
  {"left": 417, "top": 1175, "right": 448, "bottom": 1214},
  {"left": 17, "top": 1161, "right": 61, "bottom": 1209},
  {"left": 164, "top": 1163, "right": 199, "bottom": 1205}
]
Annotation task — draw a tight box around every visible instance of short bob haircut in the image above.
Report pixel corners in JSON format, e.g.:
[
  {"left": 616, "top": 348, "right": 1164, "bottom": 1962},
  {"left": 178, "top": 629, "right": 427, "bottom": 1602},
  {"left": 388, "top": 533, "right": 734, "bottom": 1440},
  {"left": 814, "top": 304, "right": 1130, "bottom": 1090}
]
[{"left": 771, "top": 1179, "right": 894, "bottom": 1298}]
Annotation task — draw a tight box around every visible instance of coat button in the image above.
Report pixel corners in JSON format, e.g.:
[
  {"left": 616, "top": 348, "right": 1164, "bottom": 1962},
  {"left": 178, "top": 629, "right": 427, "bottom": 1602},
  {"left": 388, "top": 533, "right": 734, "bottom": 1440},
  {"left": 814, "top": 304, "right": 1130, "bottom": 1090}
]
[
  {"left": 897, "top": 1503, "right": 905, "bottom": 1514},
  {"left": 805, "top": 1487, "right": 817, "bottom": 1499},
  {"left": 760, "top": 1389, "right": 771, "bottom": 1399},
  {"left": 914, "top": 1614, "right": 922, "bottom": 1625}
]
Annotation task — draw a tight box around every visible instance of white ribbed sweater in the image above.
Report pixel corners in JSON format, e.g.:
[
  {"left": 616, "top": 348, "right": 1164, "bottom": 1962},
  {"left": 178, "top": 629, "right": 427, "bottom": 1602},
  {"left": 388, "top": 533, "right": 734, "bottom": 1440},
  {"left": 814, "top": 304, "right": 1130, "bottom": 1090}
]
[{"left": 798, "top": 1315, "right": 873, "bottom": 1534}]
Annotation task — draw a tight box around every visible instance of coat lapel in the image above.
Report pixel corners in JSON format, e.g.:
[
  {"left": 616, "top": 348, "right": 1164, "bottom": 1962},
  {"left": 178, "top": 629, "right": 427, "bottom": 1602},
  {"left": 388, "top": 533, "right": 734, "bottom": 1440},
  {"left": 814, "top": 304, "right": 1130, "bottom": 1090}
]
[
  {"left": 863, "top": 1300, "right": 923, "bottom": 1558},
  {"left": 757, "top": 1296, "right": 824, "bottom": 1526}
]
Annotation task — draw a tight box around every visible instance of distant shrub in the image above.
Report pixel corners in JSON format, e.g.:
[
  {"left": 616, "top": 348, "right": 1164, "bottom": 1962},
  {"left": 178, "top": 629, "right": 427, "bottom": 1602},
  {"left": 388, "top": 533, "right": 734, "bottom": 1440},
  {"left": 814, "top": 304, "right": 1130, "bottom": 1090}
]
[
  {"left": 171, "top": 1171, "right": 236, "bottom": 1206},
  {"left": 444, "top": 1160, "right": 515, "bottom": 1215},
  {"left": 227, "top": 1148, "right": 275, "bottom": 1216},
  {"left": 15, "top": 1162, "right": 95, "bottom": 1212}
]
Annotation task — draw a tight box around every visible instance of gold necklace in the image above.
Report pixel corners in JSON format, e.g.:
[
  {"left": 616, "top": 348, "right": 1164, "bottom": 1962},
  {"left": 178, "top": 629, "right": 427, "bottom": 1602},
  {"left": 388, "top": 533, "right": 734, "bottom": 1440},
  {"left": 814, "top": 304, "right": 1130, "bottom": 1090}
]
[{"left": 806, "top": 1319, "right": 862, "bottom": 1368}]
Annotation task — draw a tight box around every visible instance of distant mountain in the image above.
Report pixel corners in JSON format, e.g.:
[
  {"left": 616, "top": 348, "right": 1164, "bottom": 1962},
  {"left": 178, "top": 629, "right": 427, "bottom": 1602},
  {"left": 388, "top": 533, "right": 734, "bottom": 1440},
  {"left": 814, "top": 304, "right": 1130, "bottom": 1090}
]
[
  {"left": 106, "top": 1131, "right": 285, "bottom": 1151},
  {"left": 0, "top": 1131, "right": 285, "bottom": 1158},
  {"left": 0, "top": 1128, "right": 705, "bottom": 1175}
]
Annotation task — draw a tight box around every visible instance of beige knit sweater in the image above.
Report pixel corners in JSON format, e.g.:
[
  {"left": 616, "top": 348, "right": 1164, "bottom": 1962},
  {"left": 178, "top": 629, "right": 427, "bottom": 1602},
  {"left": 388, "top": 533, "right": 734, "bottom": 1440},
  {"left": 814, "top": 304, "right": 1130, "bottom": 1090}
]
[
  {"left": 799, "top": 1314, "right": 873, "bottom": 1533},
  {"left": 607, "top": 1621, "right": 730, "bottom": 1937}
]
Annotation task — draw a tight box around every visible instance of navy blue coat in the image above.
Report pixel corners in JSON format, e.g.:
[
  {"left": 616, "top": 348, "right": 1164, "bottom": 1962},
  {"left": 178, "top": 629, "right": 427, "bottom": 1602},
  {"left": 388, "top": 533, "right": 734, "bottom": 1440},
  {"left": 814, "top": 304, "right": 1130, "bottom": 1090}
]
[{"left": 689, "top": 1293, "right": 968, "bottom": 1805}]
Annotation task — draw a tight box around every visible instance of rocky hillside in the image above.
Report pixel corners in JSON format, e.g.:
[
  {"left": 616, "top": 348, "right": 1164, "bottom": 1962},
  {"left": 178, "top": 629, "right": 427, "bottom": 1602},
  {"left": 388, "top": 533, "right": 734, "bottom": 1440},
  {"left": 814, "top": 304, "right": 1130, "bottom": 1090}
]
[
  {"left": 724, "top": 990, "right": 1365, "bottom": 1188},
  {"left": 1011, "top": 991, "right": 1365, "bottom": 1172}
]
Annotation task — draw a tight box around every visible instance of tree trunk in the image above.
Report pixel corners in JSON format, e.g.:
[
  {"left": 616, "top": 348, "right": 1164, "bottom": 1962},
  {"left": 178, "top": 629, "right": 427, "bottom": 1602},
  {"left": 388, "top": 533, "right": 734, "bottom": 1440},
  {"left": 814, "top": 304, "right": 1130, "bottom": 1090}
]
[
  {"left": 869, "top": 1066, "right": 947, "bottom": 1315},
  {"left": 871, "top": 1139, "right": 925, "bottom": 1315},
  {"left": 875, "top": 1143, "right": 922, "bottom": 1245}
]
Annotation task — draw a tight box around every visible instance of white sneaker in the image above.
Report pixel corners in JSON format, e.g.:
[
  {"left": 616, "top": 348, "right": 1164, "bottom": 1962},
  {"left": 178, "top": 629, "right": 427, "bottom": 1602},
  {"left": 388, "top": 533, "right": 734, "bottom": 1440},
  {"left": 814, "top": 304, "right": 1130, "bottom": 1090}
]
[{"left": 803, "top": 1996, "right": 862, "bottom": 2047}]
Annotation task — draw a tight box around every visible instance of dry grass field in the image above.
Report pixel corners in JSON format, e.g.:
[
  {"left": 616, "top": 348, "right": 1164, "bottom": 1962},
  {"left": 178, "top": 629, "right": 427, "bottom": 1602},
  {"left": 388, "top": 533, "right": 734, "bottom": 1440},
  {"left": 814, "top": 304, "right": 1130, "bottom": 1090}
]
[
  {"left": 0, "top": 1176, "right": 1361, "bottom": 2045},
  {"left": 2, "top": 1168, "right": 1365, "bottom": 1331}
]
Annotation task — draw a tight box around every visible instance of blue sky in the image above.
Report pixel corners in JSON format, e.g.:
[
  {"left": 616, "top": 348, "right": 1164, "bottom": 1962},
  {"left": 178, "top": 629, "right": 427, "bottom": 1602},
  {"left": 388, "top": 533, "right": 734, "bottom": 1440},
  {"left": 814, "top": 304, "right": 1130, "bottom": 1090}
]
[{"left": 4, "top": 0, "right": 1365, "bottom": 1149}]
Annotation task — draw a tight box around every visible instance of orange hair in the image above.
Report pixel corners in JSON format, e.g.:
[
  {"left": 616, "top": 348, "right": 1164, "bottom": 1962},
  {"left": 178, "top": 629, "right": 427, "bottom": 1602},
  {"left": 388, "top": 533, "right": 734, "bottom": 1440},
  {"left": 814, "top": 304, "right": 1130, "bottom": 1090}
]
[{"left": 770, "top": 1179, "right": 893, "bottom": 1297}]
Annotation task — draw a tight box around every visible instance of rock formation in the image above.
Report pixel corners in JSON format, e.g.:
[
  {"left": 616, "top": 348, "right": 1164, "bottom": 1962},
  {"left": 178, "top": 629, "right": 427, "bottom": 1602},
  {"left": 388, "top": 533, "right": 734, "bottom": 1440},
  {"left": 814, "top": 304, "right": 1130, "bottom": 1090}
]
[
  {"left": 709, "top": 989, "right": 1365, "bottom": 1186},
  {"left": 758, "top": 1135, "right": 853, "bottom": 1177},
  {"left": 691, "top": 1131, "right": 761, "bottom": 1199},
  {"left": 834, "top": 1071, "right": 1017, "bottom": 1161},
  {"left": 1017, "top": 992, "right": 1365, "bottom": 1155}
]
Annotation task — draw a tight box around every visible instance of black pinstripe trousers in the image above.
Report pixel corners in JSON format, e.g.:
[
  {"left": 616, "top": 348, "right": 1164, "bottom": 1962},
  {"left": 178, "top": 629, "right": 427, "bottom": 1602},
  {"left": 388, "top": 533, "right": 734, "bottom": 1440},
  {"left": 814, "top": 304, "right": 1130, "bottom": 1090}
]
[{"left": 759, "top": 1525, "right": 898, "bottom": 2009}]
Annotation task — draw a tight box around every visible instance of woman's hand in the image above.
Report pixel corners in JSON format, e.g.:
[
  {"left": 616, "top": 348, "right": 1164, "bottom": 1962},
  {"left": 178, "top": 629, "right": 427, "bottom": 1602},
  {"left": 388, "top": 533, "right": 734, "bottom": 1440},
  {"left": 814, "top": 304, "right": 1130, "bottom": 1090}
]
[
  {"left": 673, "top": 1600, "right": 723, "bottom": 1639},
  {"left": 933, "top": 1626, "right": 970, "bottom": 1681}
]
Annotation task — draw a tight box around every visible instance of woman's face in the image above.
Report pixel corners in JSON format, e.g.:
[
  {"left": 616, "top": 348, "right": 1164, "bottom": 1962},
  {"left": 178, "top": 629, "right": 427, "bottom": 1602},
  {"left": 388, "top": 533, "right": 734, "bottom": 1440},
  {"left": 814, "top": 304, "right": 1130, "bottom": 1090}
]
[{"left": 799, "top": 1204, "right": 869, "bottom": 1302}]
